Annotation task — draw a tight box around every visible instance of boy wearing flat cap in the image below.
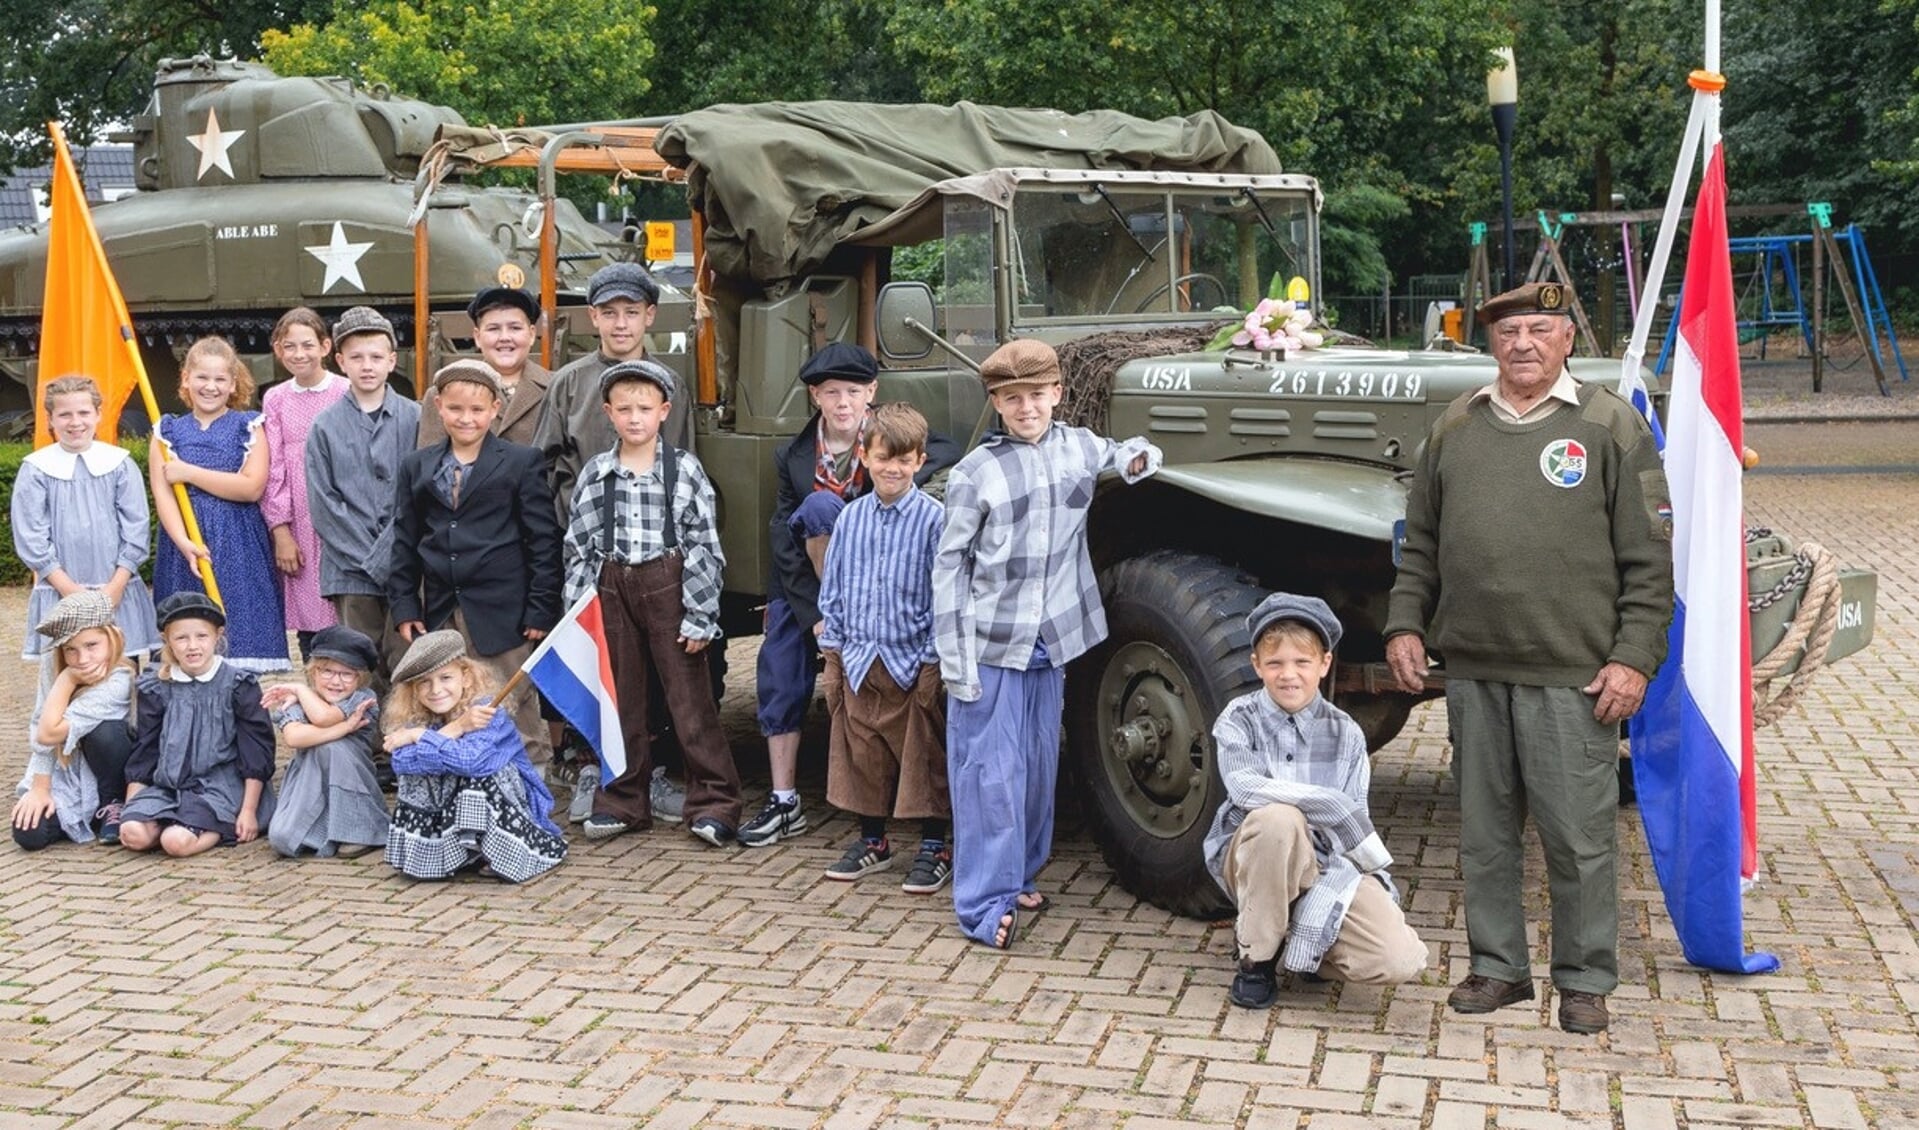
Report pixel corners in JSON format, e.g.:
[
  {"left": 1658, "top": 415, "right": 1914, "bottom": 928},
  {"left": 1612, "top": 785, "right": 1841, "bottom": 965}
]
[
  {"left": 535, "top": 263, "right": 691, "bottom": 521},
  {"left": 561, "top": 360, "right": 742, "bottom": 847},
  {"left": 390, "top": 361, "right": 563, "bottom": 779},
  {"left": 1205, "top": 593, "right": 1428, "bottom": 1010},
  {"left": 740, "top": 342, "right": 961, "bottom": 849},
  {"left": 307, "top": 306, "right": 420, "bottom": 693},
  {"left": 420, "top": 287, "right": 553, "bottom": 448},
  {"left": 932, "top": 338, "right": 1159, "bottom": 948}
]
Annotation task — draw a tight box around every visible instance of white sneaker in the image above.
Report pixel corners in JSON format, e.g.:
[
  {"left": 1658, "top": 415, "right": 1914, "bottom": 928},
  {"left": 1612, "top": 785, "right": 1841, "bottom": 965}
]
[{"left": 569, "top": 763, "right": 598, "bottom": 824}]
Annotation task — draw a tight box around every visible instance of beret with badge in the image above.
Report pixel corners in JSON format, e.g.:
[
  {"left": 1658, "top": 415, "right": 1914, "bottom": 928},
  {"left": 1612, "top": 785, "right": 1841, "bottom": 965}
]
[
  {"left": 1476, "top": 281, "right": 1573, "bottom": 326},
  {"left": 36, "top": 590, "right": 117, "bottom": 649},
  {"left": 1246, "top": 592, "right": 1344, "bottom": 652}
]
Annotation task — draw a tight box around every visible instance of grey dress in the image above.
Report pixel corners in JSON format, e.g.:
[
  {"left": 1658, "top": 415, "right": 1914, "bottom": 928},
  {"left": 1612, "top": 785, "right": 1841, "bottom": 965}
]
[
  {"left": 121, "top": 660, "right": 277, "bottom": 839},
  {"left": 11, "top": 444, "right": 160, "bottom": 659},
  {"left": 268, "top": 688, "right": 390, "bottom": 857}
]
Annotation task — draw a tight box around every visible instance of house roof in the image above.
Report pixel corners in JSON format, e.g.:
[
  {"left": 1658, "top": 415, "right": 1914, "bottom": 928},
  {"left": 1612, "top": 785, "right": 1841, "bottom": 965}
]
[{"left": 0, "top": 145, "right": 136, "bottom": 228}]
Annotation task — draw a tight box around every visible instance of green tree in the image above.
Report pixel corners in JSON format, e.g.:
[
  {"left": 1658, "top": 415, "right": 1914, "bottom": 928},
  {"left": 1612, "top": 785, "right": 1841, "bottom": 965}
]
[
  {"left": 644, "top": 0, "right": 918, "bottom": 113},
  {"left": 0, "top": 1, "right": 331, "bottom": 171},
  {"left": 259, "top": 0, "right": 658, "bottom": 128}
]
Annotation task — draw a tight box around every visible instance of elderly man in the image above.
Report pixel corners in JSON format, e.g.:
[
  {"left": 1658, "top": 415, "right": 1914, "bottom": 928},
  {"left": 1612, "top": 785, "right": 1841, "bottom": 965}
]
[{"left": 1384, "top": 281, "right": 1673, "bottom": 1035}]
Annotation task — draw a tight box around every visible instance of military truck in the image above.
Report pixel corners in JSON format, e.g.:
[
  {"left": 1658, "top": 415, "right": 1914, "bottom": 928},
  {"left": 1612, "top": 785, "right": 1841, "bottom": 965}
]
[{"left": 0, "top": 56, "right": 628, "bottom": 414}]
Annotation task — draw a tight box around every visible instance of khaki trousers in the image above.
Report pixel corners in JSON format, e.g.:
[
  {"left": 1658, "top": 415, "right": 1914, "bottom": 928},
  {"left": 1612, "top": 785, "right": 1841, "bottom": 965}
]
[
  {"left": 1221, "top": 804, "right": 1428, "bottom": 984},
  {"left": 1448, "top": 678, "right": 1620, "bottom": 994},
  {"left": 448, "top": 607, "right": 553, "bottom": 768},
  {"left": 822, "top": 653, "right": 949, "bottom": 820}
]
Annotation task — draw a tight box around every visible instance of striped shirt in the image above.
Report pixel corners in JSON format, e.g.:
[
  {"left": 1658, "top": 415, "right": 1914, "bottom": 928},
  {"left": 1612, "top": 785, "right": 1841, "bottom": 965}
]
[
  {"left": 932, "top": 424, "right": 1160, "bottom": 702},
  {"left": 817, "top": 486, "right": 942, "bottom": 691},
  {"left": 563, "top": 446, "right": 725, "bottom": 640}
]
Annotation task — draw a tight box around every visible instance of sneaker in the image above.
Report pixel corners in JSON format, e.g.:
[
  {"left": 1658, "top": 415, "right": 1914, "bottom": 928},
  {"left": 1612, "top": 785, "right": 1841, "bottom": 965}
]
[
  {"left": 1229, "top": 957, "right": 1280, "bottom": 1010},
  {"left": 649, "top": 767, "right": 685, "bottom": 825},
  {"left": 1447, "top": 973, "right": 1536, "bottom": 1014},
  {"left": 1558, "top": 989, "right": 1610, "bottom": 1034},
  {"left": 738, "top": 794, "right": 806, "bottom": 847},
  {"left": 689, "top": 817, "right": 736, "bottom": 847},
  {"left": 824, "top": 838, "right": 893, "bottom": 881},
  {"left": 900, "top": 842, "right": 952, "bottom": 894},
  {"left": 581, "top": 813, "right": 631, "bottom": 840},
  {"left": 94, "top": 801, "right": 123, "bottom": 846},
  {"left": 569, "top": 764, "right": 599, "bottom": 825}
]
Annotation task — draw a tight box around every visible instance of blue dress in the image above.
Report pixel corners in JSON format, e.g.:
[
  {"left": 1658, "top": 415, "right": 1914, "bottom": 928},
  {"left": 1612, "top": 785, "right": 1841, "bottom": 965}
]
[{"left": 153, "top": 411, "right": 289, "bottom": 671}]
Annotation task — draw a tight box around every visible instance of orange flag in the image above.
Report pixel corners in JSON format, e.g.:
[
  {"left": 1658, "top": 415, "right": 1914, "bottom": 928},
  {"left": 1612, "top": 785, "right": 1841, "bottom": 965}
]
[{"left": 33, "top": 122, "right": 141, "bottom": 447}]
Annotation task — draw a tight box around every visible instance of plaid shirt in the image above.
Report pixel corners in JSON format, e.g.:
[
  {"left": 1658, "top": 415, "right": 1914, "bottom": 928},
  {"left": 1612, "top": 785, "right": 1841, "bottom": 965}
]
[
  {"left": 932, "top": 423, "right": 1160, "bottom": 701},
  {"left": 563, "top": 446, "right": 725, "bottom": 640},
  {"left": 1202, "top": 691, "right": 1395, "bottom": 973}
]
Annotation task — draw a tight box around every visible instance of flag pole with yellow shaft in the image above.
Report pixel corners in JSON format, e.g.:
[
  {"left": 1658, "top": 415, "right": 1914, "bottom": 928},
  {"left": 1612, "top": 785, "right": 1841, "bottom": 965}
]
[{"left": 39, "top": 121, "right": 222, "bottom": 607}]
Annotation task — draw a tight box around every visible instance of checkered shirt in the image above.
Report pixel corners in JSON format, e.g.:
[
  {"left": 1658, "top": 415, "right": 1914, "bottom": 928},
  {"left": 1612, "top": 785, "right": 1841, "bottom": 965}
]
[
  {"left": 563, "top": 447, "right": 725, "bottom": 640},
  {"left": 932, "top": 423, "right": 1160, "bottom": 702}
]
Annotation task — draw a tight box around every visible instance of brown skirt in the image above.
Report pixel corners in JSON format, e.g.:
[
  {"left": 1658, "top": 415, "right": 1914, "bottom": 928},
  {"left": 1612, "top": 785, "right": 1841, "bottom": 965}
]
[{"left": 823, "top": 652, "right": 950, "bottom": 820}]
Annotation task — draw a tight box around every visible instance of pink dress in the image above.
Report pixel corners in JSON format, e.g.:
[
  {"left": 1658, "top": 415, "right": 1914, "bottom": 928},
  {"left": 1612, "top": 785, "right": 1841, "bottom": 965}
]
[{"left": 261, "top": 372, "right": 348, "bottom": 632}]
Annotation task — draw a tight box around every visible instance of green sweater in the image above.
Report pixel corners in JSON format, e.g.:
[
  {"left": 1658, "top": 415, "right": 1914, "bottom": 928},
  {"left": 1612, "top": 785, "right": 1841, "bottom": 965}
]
[{"left": 1384, "top": 382, "right": 1674, "bottom": 686}]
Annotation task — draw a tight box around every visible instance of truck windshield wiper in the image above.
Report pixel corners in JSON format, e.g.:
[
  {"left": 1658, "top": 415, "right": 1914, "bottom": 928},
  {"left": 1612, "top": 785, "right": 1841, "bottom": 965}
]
[
  {"left": 1239, "top": 186, "right": 1298, "bottom": 272},
  {"left": 1093, "top": 183, "right": 1156, "bottom": 262}
]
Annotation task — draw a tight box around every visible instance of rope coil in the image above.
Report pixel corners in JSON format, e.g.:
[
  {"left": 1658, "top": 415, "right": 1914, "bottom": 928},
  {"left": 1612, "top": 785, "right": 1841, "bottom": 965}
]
[{"left": 1748, "top": 538, "right": 1841, "bottom": 728}]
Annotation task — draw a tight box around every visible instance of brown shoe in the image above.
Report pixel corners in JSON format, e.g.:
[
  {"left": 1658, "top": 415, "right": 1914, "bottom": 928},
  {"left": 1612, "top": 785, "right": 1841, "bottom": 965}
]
[
  {"left": 1447, "top": 973, "right": 1535, "bottom": 1014},
  {"left": 1558, "top": 989, "right": 1609, "bottom": 1034}
]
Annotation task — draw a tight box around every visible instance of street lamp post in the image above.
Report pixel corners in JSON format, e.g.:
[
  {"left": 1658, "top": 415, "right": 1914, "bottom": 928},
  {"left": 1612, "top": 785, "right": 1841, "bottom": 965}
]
[{"left": 1487, "top": 47, "right": 1519, "bottom": 290}]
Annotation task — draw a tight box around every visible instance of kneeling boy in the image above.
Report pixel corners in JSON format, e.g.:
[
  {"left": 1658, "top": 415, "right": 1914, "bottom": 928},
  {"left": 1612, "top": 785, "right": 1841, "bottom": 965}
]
[
  {"left": 816, "top": 403, "right": 951, "bottom": 890},
  {"left": 1203, "top": 593, "right": 1428, "bottom": 1009}
]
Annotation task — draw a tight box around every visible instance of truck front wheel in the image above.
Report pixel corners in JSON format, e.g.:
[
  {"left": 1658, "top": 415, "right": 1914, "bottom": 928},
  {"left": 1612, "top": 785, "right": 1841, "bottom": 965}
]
[{"left": 1066, "top": 551, "right": 1263, "bottom": 920}]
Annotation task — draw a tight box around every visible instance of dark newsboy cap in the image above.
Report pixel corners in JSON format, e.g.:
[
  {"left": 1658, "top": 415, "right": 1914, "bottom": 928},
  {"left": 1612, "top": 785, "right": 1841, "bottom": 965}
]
[
  {"left": 586, "top": 262, "right": 660, "bottom": 307},
  {"left": 36, "top": 590, "right": 116, "bottom": 648},
  {"left": 308, "top": 626, "right": 380, "bottom": 673},
  {"left": 391, "top": 629, "right": 468, "bottom": 685},
  {"left": 599, "top": 358, "right": 677, "bottom": 403},
  {"left": 1246, "top": 592, "right": 1343, "bottom": 652},
  {"left": 1477, "top": 281, "right": 1574, "bottom": 326},
  {"left": 798, "top": 342, "right": 879, "bottom": 386},
  {"left": 467, "top": 286, "right": 540, "bottom": 324},
  {"left": 157, "top": 590, "right": 226, "bottom": 629}
]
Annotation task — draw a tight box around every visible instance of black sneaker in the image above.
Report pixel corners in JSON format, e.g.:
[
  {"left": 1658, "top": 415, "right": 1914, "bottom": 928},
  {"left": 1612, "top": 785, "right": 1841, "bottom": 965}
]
[
  {"left": 900, "top": 842, "right": 952, "bottom": 894},
  {"left": 94, "top": 801, "right": 123, "bottom": 846},
  {"left": 824, "top": 838, "right": 893, "bottom": 881},
  {"left": 738, "top": 794, "right": 806, "bottom": 847},
  {"left": 689, "top": 817, "right": 736, "bottom": 847},
  {"left": 1229, "top": 957, "right": 1280, "bottom": 1010},
  {"left": 581, "top": 813, "right": 631, "bottom": 840}
]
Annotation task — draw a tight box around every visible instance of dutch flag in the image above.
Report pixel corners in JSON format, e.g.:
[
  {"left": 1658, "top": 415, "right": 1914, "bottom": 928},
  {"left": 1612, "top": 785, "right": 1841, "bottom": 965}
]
[
  {"left": 523, "top": 592, "right": 626, "bottom": 784},
  {"left": 1625, "top": 142, "right": 1780, "bottom": 975}
]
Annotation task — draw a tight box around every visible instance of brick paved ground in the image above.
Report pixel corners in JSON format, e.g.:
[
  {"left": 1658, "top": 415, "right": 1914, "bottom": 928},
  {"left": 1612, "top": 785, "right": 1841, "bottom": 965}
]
[{"left": 1, "top": 421, "right": 1914, "bottom": 1129}]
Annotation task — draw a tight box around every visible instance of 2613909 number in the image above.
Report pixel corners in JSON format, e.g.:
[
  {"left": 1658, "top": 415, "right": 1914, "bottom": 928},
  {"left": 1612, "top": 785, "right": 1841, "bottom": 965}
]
[{"left": 1266, "top": 370, "right": 1425, "bottom": 400}]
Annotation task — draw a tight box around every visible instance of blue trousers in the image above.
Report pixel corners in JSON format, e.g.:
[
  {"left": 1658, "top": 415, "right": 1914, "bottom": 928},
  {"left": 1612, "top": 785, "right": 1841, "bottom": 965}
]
[
  {"left": 755, "top": 491, "right": 848, "bottom": 737},
  {"left": 947, "top": 657, "right": 1063, "bottom": 944}
]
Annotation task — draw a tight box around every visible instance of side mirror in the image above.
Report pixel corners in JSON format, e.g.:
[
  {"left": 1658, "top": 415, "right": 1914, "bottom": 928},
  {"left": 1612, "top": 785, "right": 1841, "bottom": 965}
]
[{"left": 877, "top": 281, "right": 936, "bottom": 361}]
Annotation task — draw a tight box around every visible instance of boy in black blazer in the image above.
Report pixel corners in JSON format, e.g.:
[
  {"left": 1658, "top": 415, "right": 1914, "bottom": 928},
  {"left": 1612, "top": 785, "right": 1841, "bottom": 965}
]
[{"left": 390, "top": 360, "right": 563, "bottom": 770}]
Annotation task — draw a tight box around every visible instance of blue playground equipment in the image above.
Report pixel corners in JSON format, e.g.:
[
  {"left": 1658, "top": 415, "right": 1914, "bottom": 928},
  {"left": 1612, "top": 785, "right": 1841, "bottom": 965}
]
[{"left": 1653, "top": 211, "right": 1908, "bottom": 394}]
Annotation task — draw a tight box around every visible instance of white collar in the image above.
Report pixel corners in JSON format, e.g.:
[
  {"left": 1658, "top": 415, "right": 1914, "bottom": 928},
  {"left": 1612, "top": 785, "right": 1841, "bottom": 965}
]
[
  {"left": 1471, "top": 369, "right": 1581, "bottom": 423},
  {"left": 166, "top": 656, "right": 226, "bottom": 683},
  {"left": 23, "top": 442, "right": 130, "bottom": 481},
  {"left": 285, "top": 373, "right": 343, "bottom": 394}
]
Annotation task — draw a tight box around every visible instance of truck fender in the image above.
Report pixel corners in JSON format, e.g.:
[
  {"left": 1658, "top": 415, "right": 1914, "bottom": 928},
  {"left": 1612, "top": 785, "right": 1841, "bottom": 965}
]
[{"left": 1149, "top": 460, "right": 1409, "bottom": 543}]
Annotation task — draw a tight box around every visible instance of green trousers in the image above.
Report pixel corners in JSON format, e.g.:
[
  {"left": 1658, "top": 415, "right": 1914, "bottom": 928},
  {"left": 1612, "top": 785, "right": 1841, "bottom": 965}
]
[{"left": 1448, "top": 678, "right": 1620, "bottom": 994}]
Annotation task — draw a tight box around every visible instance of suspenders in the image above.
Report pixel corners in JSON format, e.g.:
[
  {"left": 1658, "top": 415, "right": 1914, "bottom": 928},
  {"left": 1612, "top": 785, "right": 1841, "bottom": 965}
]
[{"left": 599, "top": 441, "right": 679, "bottom": 562}]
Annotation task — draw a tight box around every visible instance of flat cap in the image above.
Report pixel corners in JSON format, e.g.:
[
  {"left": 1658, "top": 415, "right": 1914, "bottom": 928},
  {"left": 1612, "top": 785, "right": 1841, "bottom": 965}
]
[
  {"left": 599, "top": 358, "right": 677, "bottom": 403},
  {"left": 798, "top": 342, "right": 878, "bottom": 386},
  {"left": 36, "top": 590, "right": 116, "bottom": 648},
  {"left": 467, "top": 286, "right": 540, "bottom": 324},
  {"left": 157, "top": 590, "right": 226, "bottom": 629},
  {"left": 332, "top": 305, "right": 396, "bottom": 346},
  {"left": 1246, "top": 592, "right": 1343, "bottom": 652},
  {"left": 586, "top": 262, "right": 660, "bottom": 307},
  {"left": 432, "top": 359, "right": 504, "bottom": 399},
  {"left": 979, "top": 338, "right": 1062, "bottom": 393},
  {"left": 308, "top": 625, "right": 380, "bottom": 673},
  {"left": 391, "top": 629, "right": 468, "bottom": 685},
  {"left": 1477, "top": 281, "right": 1574, "bottom": 326}
]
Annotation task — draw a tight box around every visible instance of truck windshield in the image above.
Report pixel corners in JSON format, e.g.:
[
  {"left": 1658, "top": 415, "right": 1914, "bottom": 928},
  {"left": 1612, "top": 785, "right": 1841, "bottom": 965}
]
[{"left": 1005, "top": 184, "right": 1317, "bottom": 325}]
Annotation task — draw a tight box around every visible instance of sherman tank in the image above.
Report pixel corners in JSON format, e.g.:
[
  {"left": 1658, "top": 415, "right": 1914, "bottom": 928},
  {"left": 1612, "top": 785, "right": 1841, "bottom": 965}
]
[{"left": 0, "top": 55, "right": 628, "bottom": 418}]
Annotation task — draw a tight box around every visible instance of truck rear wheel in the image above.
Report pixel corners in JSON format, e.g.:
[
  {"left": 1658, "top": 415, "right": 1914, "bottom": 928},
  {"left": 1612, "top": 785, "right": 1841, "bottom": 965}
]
[{"left": 1066, "top": 551, "right": 1262, "bottom": 920}]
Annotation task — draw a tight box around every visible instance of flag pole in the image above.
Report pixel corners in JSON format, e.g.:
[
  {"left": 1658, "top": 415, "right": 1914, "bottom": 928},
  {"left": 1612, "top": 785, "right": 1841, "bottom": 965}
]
[{"left": 43, "top": 121, "right": 224, "bottom": 608}]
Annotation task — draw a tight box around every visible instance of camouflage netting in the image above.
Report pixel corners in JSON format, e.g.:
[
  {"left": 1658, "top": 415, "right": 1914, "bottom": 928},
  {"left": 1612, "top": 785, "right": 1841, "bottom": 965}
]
[{"left": 1056, "top": 325, "right": 1227, "bottom": 435}]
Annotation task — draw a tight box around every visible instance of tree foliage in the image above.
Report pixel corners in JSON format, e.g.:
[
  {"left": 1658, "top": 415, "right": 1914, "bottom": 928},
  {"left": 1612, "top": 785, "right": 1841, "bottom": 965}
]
[
  {"left": 0, "top": 1, "right": 331, "bottom": 172},
  {"left": 259, "top": 0, "right": 658, "bottom": 128}
]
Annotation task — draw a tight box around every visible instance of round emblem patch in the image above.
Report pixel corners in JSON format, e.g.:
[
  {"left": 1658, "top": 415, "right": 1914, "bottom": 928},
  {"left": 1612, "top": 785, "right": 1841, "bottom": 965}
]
[
  {"left": 1540, "top": 438, "right": 1587, "bottom": 487},
  {"left": 496, "top": 262, "right": 526, "bottom": 288}
]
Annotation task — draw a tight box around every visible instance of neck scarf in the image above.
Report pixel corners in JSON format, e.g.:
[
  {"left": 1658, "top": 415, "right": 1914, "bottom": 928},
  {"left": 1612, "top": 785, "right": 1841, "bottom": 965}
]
[{"left": 814, "top": 414, "right": 867, "bottom": 497}]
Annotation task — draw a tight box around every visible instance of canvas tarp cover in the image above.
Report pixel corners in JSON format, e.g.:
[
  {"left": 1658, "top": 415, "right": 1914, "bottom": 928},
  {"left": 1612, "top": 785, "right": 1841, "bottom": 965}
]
[{"left": 651, "top": 102, "right": 1282, "bottom": 291}]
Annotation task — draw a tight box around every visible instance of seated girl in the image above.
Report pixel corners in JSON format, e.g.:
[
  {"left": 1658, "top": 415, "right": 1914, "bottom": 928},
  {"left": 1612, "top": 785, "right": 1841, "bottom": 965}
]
[
  {"left": 264, "top": 626, "right": 390, "bottom": 858},
  {"left": 382, "top": 630, "right": 565, "bottom": 882},
  {"left": 119, "top": 592, "right": 276, "bottom": 856},
  {"left": 13, "top": 591, "right": 136, "bottom": 849}
]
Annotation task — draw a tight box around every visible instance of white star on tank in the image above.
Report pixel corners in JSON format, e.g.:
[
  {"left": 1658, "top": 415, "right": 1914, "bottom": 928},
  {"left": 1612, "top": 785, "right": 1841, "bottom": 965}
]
[
  {"left": 304, "top": 222, "right": 376, "bottom": 293},
  {"left": 186, "top": 108, "right": 246, "bottom": 180}
]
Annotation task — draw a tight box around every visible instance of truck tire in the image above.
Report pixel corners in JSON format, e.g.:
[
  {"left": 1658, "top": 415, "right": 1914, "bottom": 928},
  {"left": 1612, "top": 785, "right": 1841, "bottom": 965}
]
[{"left": 1066, "top": 551, "right": 1262, "bottom": 920}]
